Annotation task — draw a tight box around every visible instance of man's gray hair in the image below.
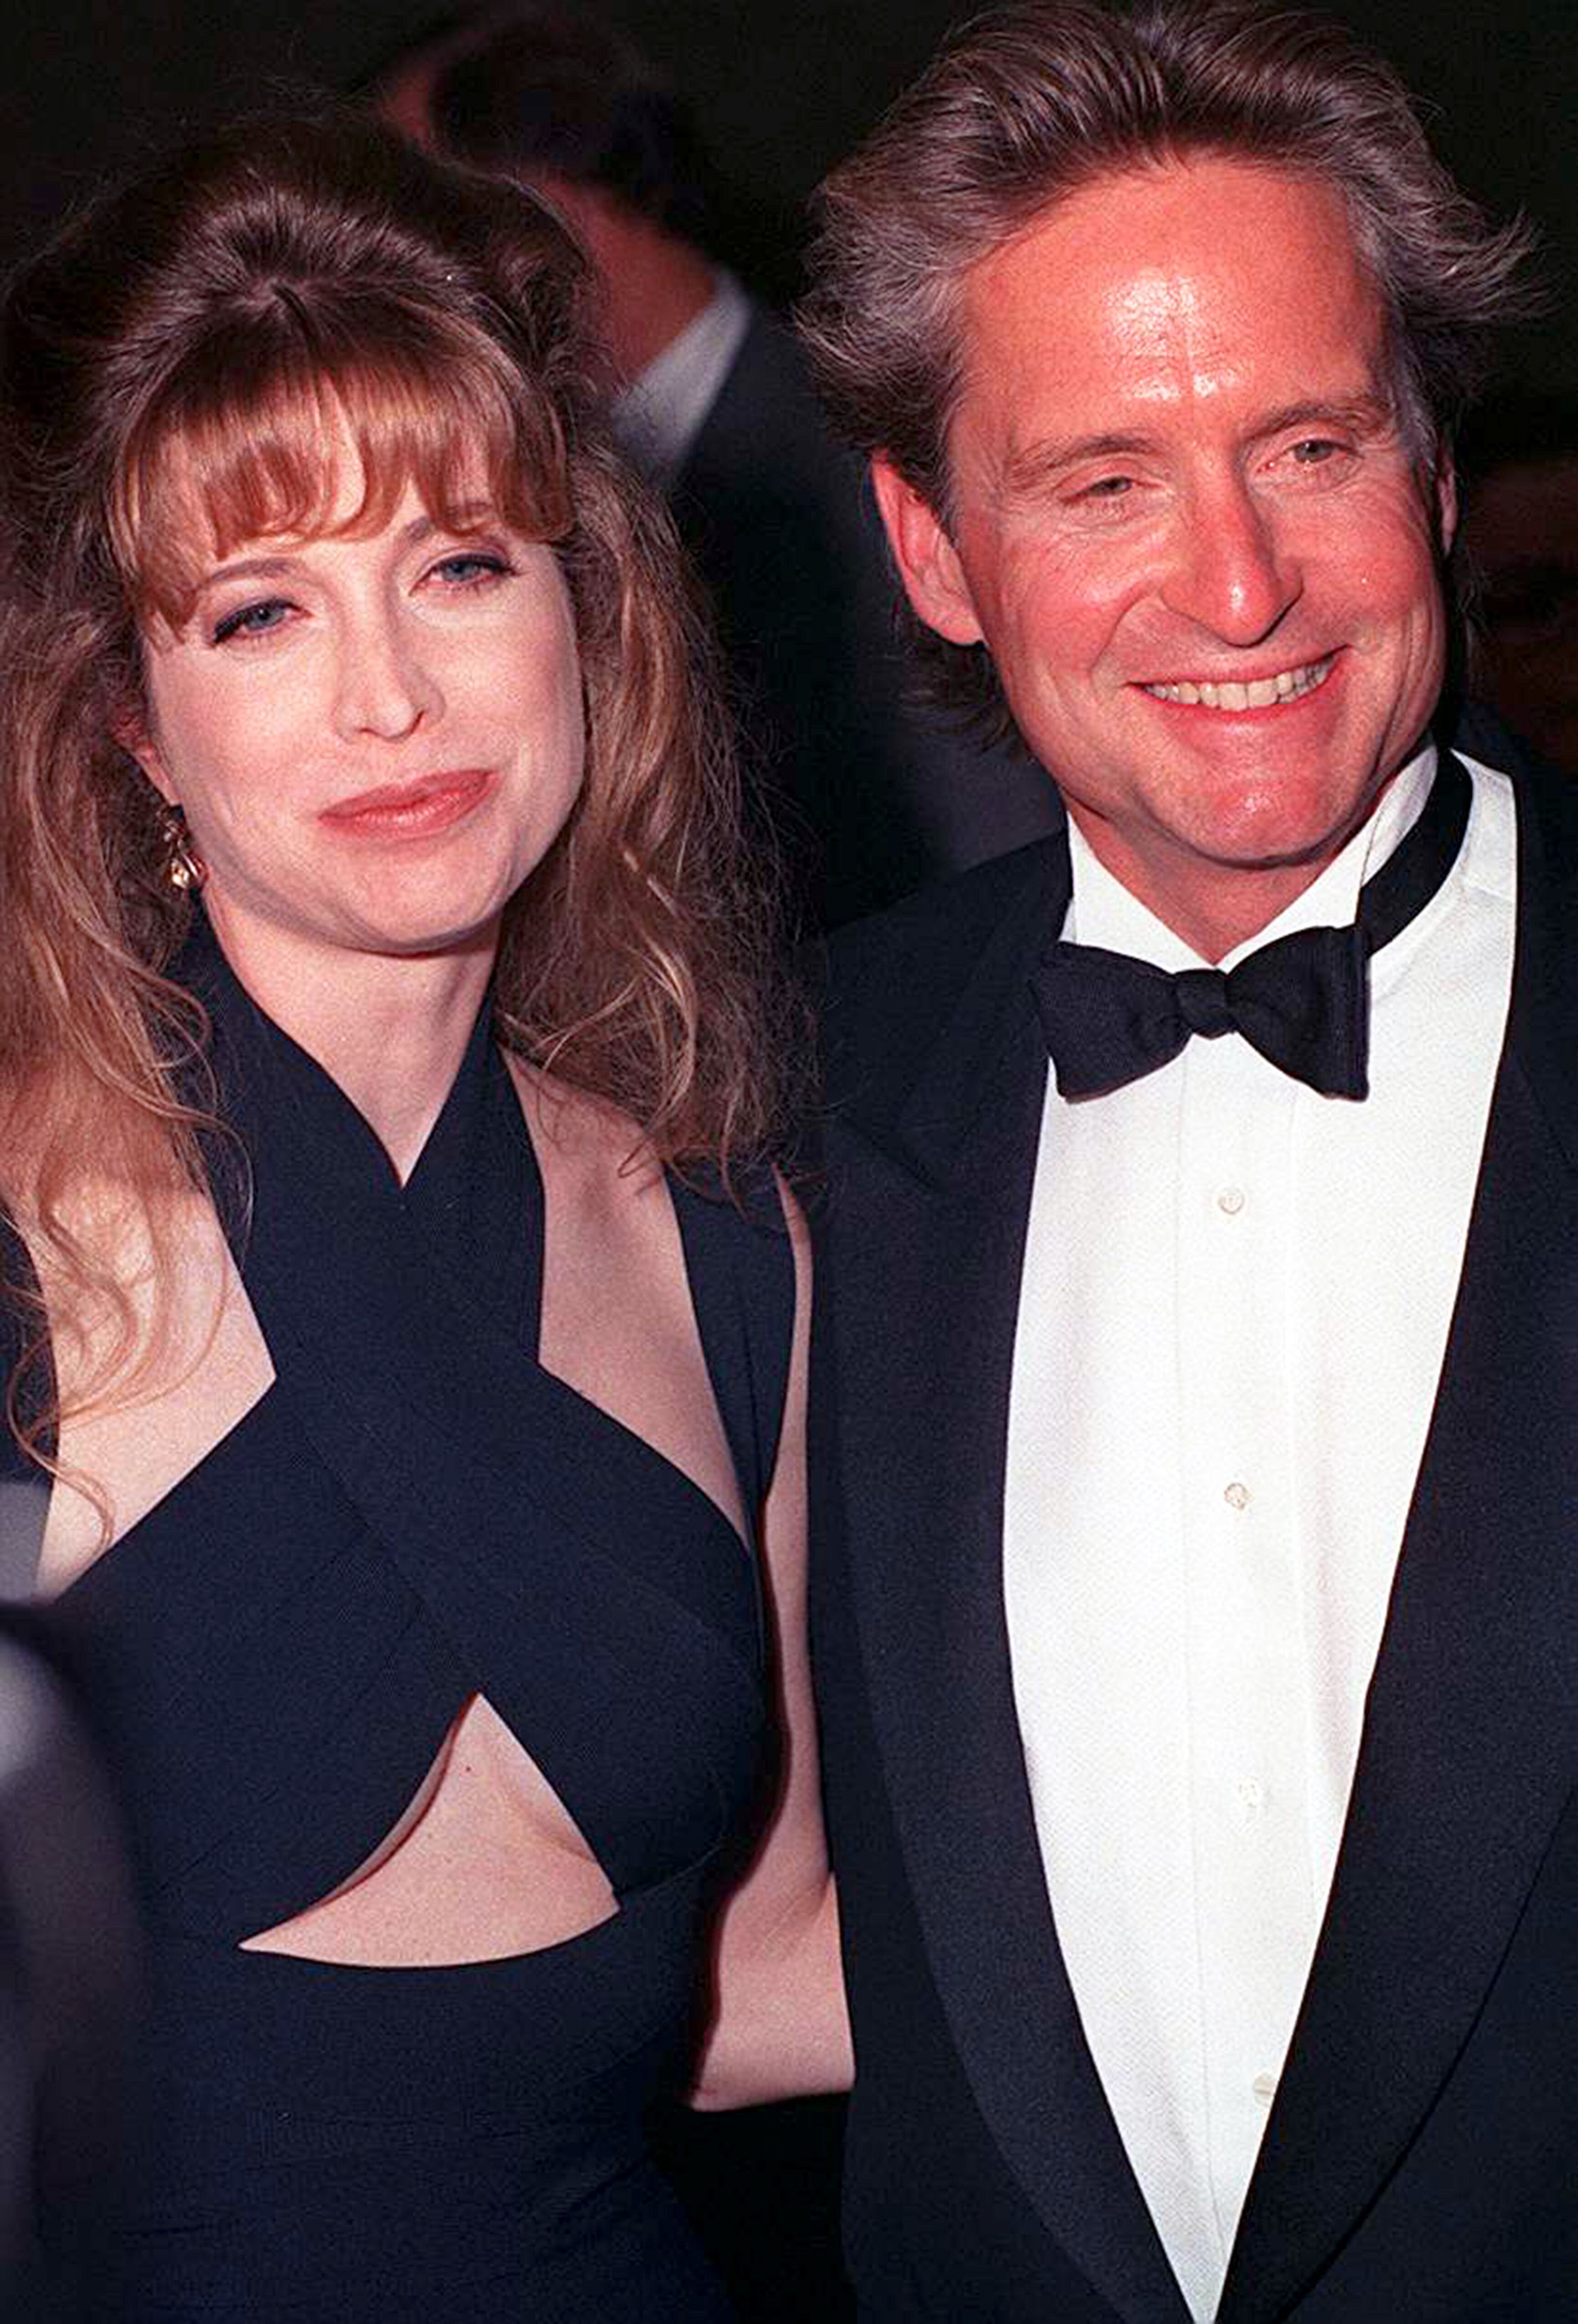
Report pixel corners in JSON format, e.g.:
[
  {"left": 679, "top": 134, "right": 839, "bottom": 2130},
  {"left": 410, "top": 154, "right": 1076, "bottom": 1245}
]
[{"left": 800, "top": 0, "right": 1537, "bottom": 738}]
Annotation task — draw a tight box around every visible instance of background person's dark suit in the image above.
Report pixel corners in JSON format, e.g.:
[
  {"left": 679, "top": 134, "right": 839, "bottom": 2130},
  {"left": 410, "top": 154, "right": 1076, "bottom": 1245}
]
[
  {"left": 670, "top": 302, "right": 1057, "bottom": 929},
  {"left": 417, "top": 5, "right": 1059, "bottom": 936},
  {"left": 807, "top": 755, "right": 1578, "bottom": 2321}
]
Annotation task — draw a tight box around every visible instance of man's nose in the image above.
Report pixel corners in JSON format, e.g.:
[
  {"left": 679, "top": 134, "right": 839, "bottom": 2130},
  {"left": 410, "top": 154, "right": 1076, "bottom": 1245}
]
[
  {"left": 1159, "top": 480, "right": 1301, "bottom": 645},
  {"left": 332, "top": 612, "right": 443, "bottom": 740}
]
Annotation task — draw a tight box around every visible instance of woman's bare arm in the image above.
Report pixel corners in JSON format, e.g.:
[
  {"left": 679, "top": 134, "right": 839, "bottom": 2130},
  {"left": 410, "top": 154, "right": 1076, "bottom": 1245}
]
[{"left": 689, "top": 1185, "right": 852, "bottom": 2109}]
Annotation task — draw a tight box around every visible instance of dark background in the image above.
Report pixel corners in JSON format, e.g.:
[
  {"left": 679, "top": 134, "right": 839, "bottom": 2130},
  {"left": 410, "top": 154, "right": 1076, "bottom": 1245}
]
[{"left": 6, "top": 0, "right": 1574, "bottom": 392}]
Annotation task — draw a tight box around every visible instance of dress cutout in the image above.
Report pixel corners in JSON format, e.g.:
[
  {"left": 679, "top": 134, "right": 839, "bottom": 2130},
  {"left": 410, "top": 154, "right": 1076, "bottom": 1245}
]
[{"left": 3, "top": 923, "right": 793, "bottom": 2320}]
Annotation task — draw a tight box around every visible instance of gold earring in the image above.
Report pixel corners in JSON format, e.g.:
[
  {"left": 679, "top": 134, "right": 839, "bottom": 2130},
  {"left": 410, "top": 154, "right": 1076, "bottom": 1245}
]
[{"left": 158, "top": 802, "right": 205, "bottom": 893}]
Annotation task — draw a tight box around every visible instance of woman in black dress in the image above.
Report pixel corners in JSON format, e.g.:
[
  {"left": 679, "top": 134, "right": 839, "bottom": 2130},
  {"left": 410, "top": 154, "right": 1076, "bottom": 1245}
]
[{"left": 0, "top": 112, "right": 845, "bottom": 2319}]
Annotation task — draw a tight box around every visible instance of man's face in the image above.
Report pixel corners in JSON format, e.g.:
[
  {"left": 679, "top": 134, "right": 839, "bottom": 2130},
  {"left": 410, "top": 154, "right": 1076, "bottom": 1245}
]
[{"left": 875, "top": 157, "right": 1454, "bottom": 955}]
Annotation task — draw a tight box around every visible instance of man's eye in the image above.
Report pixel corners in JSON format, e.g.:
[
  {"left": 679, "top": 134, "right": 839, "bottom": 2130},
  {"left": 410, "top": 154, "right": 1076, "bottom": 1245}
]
[
  {"left": 212, "top": 598, "right": 292, "bottom": 644},
  {"left": 1081, "top": 475, "right": 1134, "bottom": 498},
  {"left": 1291, "top": 438, "right": 1344, "bottom": 465}
]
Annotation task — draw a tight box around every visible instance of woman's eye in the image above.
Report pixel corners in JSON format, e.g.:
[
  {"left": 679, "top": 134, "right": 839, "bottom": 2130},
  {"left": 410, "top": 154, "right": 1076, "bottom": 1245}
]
[
  {"left": 430, "top": 550, "right": 514, "bottom": 588},
  {"left": 211, "top": 597, "right": 293, "bottom": 644}
]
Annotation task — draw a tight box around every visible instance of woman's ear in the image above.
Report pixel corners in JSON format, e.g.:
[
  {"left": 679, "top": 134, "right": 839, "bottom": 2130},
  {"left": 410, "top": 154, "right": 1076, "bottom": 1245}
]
[{"left": 112, "top": 705, "right": 175, "bottom": 806}]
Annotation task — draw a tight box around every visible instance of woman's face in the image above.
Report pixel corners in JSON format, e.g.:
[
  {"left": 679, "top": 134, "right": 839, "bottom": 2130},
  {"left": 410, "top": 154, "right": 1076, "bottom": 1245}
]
[{"left": 131, "top": 435, "right": 585, "bottom": 978}]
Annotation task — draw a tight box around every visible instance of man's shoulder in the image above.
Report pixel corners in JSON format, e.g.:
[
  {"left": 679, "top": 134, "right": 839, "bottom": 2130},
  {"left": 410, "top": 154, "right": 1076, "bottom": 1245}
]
[
  {"left": 810, "top": 836, "right": 1065, "bottom": 1109},
  {"left": 820, "top": 833, "right": 1064, "bottom": 971},
  {"left": 1504, "top": 749, "right": 1578, "bottom": 880},
  {"left": 1455, "top": 744, "right": 1578, "bottom": 921}
]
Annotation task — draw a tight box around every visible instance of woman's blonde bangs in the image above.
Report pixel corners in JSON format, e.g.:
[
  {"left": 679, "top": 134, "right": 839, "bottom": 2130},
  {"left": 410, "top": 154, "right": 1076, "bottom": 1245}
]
[{"left": 112, "top": 307, "right": 576, "bottom": 627}]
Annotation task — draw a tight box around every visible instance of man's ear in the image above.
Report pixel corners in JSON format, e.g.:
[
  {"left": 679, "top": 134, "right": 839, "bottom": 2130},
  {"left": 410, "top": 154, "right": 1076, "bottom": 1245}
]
[{"left": 870, "top": 456, "right": 985, "bottom": 647}]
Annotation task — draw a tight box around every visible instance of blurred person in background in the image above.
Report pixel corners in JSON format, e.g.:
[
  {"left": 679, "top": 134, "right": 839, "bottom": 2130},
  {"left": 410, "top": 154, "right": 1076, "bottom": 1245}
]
[
  {"left": 372, "top": 2, "right": 1059, "bottom": 932},
  {"left": 0, "top": 1613, "right": 136, "bottom": 2322},
  {"left": 1457, "top": 385, "right": 1578, "bottom": 775}
]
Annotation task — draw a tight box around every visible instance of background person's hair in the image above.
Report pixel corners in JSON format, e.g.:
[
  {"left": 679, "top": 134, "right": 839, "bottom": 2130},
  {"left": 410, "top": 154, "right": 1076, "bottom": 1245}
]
[
  {"left": 0, "top": 109, "right": 788, "bottom": 1463},
  {"left": 427, "top": 5, "right": 717, "bottom": 247},
  {"left": 800, "top": 0, "right": 1539, "bottom": 745}
]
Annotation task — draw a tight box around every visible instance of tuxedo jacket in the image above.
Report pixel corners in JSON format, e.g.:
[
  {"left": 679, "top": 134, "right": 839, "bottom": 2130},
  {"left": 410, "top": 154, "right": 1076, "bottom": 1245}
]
[
  {"left": 808, "top": 759, "right": 1578, "bottom": 2321},
  {"left": 669, "top": 304, "right": 1058, "bottom": 931}
]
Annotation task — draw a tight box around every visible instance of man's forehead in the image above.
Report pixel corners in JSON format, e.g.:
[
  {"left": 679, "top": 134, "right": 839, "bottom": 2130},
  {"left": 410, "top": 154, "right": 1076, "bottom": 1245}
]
[{"left": 949, "top": 154, "right": 1391, "bottom": 460}]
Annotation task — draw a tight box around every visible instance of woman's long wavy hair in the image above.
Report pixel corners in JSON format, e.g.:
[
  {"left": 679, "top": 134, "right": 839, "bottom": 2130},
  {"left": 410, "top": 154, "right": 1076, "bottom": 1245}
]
[{"left": 0, "top": 110, "right": 792, "bottom": 1455}]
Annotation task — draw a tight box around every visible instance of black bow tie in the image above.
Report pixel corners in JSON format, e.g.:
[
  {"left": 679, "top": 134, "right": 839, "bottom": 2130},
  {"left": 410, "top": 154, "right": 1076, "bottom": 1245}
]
[{"left": 1030, "top": 753, "right": 1472, "bottom": 1101}]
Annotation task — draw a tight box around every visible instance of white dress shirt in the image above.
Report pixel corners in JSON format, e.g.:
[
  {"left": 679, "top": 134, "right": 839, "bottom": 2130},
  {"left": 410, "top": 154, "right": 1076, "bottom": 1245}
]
[
  {"left": 1002, "top": 747, "right": 1517, "bottom": 2322},
  {"left": 612, "top": 269, "right": 750, "bottom": 486}
]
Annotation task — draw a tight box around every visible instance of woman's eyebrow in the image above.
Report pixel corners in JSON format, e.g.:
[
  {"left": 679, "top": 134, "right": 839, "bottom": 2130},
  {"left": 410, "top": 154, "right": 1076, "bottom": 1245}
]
[
  {"left": 194, "top": 504, "right": 504, "bottom": 593},
  {"left": 199, "top": 553, "right": 300, "bottom": 590}
]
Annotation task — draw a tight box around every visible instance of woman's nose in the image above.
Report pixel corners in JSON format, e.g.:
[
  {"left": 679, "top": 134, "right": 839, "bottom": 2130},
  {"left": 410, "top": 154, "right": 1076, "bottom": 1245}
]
[{"left": 331, "top": 613, "right": 443, "bottom": 741}]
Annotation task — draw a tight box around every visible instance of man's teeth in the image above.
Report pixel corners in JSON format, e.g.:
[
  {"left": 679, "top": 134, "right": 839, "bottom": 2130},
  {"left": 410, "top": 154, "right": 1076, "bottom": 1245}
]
[{"left": 1143, "top": 657, "right": 1333, "bottom": 710}]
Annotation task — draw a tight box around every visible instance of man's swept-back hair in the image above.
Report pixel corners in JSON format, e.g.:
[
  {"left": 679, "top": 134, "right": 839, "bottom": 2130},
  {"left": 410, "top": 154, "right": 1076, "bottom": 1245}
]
[
  {"left": 0, "top": 110, "right": 788, "bottom": 1457},
  {"left": 801, "top": 0, "right": 1537, "bottom": 738}
]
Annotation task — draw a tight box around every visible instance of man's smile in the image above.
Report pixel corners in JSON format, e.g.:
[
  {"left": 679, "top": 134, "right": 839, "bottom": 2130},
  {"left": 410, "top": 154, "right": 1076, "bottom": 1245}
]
[{"left": 1139, "top": 654, "right": 1336, "bottom": 710}]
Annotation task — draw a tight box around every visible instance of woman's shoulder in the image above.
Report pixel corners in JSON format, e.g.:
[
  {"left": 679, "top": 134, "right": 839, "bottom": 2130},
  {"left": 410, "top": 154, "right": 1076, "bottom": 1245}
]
[
  {"left": 505, "top": 1052, "right": 792, "bottom": 1253},
  {"left": 507, "top": 1053, "right": 798, "bottom": 1512},
  {"left": 506, "top": 1054, "right": 662, "bottom": 1207}
]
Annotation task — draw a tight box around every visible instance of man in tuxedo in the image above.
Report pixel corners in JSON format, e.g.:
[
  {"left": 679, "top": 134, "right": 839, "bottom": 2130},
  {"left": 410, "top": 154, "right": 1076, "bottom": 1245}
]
[{"left": 799, "top": 4, "right": 1576, "bottom": 2317}]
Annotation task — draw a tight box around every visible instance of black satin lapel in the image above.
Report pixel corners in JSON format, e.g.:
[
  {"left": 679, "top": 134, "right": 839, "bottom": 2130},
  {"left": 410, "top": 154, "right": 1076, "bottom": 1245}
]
[
  {"left": 194, "top": 954, "right": 761, "bottom": 1888},
  {"left": 1222, "top": 775, "right": 1578, "bottom": 2324},
  {"left": 819, "top": 833, "right": 1070, "bottom": 1194},
  {"left": 826, "top": 1025, "right": 1189, "bottom": 2324}
]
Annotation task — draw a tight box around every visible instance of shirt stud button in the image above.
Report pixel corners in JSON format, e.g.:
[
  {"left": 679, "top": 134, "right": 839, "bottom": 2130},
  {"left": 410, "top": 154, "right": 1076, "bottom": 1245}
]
[
  {"left": 1224, "top": 1480, "right": 1250, "bottom": 1511},
  {"left": 1217, "top": 1185, "right": 1246, "bottom": 1216}
]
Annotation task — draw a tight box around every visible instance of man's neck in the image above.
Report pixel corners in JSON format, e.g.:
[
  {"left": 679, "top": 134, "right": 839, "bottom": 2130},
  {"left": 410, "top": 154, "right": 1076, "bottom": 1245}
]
[
  {"left": 1066, "top": 791, "right": 1405, "bottom": 963},
  {"left": 1085, "top": 853, "right": 1333, "bottom": 963}
]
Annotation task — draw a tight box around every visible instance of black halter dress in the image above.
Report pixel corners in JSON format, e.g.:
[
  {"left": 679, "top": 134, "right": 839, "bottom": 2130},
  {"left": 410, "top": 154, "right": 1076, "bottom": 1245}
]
[{"left": 5, "top": 930, "right": 792, "bottom": 2321}]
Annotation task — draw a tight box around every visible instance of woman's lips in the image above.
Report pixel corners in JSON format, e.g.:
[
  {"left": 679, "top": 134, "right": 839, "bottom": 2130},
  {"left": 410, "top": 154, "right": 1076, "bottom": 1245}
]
[{"left": 320, "top": 768, "right": 497, "bottom": 837}]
